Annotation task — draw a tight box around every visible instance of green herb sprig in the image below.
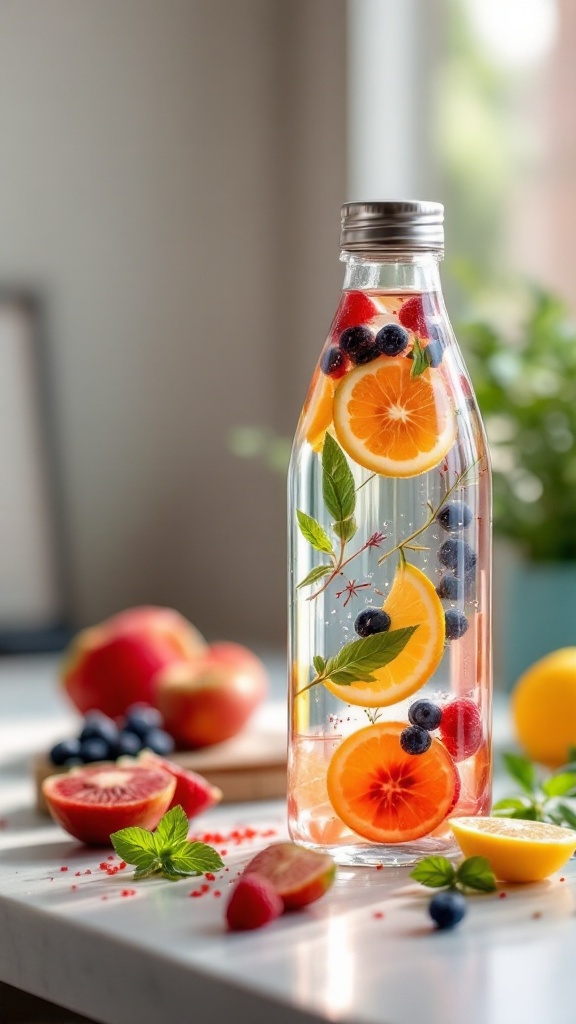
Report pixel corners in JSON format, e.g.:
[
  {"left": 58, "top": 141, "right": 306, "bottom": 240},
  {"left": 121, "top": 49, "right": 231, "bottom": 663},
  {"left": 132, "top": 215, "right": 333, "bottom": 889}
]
[
  {"left": 411, "top": 855, "right": 497, "bottom": 894},
  {"left": 296, "top": 435, "right": 381, "bottom": 598},
  {"left": 110, "top": 805, "right": 224, "bottom": 881},
  {"left": 493, "top": 751, "right": 576, "bottom": 829},
  {"left": 295, "top": 626, "right": 418, "bottom": 699}
]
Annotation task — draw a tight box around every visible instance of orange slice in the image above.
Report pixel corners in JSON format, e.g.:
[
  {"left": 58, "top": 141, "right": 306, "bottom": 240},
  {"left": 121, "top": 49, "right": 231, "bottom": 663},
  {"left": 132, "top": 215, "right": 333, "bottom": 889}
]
[
  {"left": 301, "top": 371, "right": 336, "bottom": 451},
  {"left": 327, "top": 722, "right": 458, "bottom": 843},
  {"left": 333, "top": 356, "right": 456, "bottom": 476},
  {"left": 449, "top": 817, "right": 576, "bottom": 883},
  {"left": 323, "top": 562, "right": 445, "bottom": 707}
]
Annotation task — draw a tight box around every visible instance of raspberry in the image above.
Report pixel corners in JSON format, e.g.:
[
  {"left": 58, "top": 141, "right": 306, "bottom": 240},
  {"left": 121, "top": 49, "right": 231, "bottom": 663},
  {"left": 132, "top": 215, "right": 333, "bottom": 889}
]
[
  {"left": 398, "top": 295, "right": 428, "bottom": 337},
  {"left": 439, "top": 698, "right": 483, "bottom": 761},
  {"left": 225, "top": 873, "right": 283, "bottom": 931},
  {"left": 332, "top": 291, "right": 378, "bottom": 334}
]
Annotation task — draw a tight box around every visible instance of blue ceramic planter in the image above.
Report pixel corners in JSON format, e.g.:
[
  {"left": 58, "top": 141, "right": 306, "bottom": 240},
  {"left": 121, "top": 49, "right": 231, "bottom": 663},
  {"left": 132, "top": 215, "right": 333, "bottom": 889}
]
[{"left": 503, "top": 560, "right": 576, "bottom": 690}]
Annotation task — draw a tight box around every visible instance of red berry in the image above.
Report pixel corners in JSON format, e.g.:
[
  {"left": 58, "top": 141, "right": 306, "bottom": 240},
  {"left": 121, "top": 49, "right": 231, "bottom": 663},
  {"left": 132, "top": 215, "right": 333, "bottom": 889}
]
[
  {"left": 332, "top": 291, "right": 378, "bottom": 335},
  {"left": 225, "top": 873, "right": 283, "bottom": 931},
  {"left": 398, "top": 295, "right": 428, "bottom": 337},
  {"left": 439, "top": 699, "right": 483, "bottom": 762}
]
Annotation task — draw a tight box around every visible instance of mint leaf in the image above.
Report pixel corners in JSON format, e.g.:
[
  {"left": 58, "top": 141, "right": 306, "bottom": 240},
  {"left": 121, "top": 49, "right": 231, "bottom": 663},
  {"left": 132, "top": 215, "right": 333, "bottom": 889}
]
[
  {"left": 154, "top": 805, "right": 189, "bottom": 853},
  {"left": 322, "top": 434, "right": 356, "bottom": 523},
  {"left": 455, "top": 856, "right": 496, "bottom": 893},
  {"left": 542, "top": 772, "right": 576, "bottom": 798},
  {"left": 554, "top": 802, "right": 576, "bottom": 829},
  {"left": 296, "top": 510, "right": 334, "bottom": 554},
  {"left": 170, "top": 842, "right": 224, "bottom": 874},
  {"left": 492, "top": 796, "right": 538, "bottom": 820},
  {"left": 110, "top": 806, "right": 223, "bottom": 882},
  {"left": 297, "top": 564, "right": 333, "bottom": 590},
  {"left": 313, "top": 655, "right": 327, "bottom": 675},
  {"left": 332, "top": 516, "right": 357, "bottom": 543},
  {"left": 410, "top": 856, "right": 455, "bottom": 888},
  {"left": 134, "top": 861, "right": 162, "bottom": 881},
  {"left": 502, "top": 752, "right": 539, "bottom": 795},
  {"left": 110, "top": 826, "right": 159, "bottom": 869},
  {"left": 410, "top": 337, "right": 431, "bottom": 378},
  {"left": 324, "top": 626, "right": 418, "bottom": 686}
]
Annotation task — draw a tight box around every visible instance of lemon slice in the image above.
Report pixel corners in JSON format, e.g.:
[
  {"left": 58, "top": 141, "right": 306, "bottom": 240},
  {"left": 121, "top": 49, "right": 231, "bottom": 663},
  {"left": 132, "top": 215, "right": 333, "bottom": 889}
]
[
  {"left": 333, "top": 356, "right": 456, "bottom": 477},
  {"left": 323, "top": 562, "right": 445, "bottom": 707},
  {"left": 449, "top": 816, "right": 576, "bottom": 882}
]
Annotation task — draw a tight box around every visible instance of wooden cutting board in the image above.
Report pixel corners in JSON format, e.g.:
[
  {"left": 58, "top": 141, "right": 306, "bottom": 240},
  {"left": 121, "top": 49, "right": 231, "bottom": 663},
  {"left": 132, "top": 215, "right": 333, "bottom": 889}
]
[{"left": 34, "top": 709, "right": 288, "bottom": 813}]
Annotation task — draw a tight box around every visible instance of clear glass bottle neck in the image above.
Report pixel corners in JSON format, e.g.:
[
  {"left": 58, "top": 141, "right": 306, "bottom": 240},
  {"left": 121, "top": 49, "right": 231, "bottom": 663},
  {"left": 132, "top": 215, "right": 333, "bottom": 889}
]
[{"left": 340, "top": 251, "right": 443, "bottom": 293}]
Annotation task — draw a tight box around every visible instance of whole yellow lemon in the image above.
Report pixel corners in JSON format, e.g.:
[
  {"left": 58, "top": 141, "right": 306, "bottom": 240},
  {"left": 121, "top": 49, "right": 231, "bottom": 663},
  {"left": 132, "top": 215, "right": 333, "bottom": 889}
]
[{"left": 512, "top": 647, "right": 576, "bottom": 767}]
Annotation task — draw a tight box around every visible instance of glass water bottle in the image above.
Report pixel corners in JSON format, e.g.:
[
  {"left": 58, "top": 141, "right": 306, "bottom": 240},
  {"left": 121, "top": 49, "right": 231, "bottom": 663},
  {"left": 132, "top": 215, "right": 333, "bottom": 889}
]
[{"left": 287, "top": 201, "right": 492, "bottom": 866}]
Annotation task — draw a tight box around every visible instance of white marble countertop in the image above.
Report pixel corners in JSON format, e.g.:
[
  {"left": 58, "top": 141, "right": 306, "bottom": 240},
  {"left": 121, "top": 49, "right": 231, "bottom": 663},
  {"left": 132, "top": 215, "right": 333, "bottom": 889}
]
[{"left": 2, "top": 656, "right": 576, "bottom": 1024}]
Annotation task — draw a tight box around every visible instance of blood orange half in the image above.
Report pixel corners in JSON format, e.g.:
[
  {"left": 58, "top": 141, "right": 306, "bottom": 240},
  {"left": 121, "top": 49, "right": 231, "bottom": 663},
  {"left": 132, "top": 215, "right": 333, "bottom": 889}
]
[
  {"left": 42, "top": 763, "right": 176, "bottom": 846},
  {"left": 327, "top": 722, "right": 458, "bottom": 844}
]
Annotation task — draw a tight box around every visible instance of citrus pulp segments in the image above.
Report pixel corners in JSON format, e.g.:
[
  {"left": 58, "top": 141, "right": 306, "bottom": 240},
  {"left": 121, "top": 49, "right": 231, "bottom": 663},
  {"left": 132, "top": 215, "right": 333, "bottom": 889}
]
[
  {"left": 323, "top": 562, "right": 446, "bottom": 707},
  {"left": 332, "top": 356, "right": 456, "bottom": 477},
  {"left": 448, "top": 816, "right": 576, "bottom": 883},
  {"left": 327, "top": 722, "right": 458, "bottom": 844}
]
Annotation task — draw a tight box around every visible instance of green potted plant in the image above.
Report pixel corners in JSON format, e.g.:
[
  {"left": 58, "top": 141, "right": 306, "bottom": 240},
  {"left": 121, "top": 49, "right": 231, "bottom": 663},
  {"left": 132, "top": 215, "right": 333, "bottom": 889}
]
[{"left": 459, "top": 281, "right": 576, "bottom": 687}]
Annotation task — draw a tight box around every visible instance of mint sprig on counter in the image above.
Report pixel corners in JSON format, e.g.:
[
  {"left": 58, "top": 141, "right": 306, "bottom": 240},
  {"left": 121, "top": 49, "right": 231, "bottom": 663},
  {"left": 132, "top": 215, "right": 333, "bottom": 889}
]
[
  {"left": 111, "top": 805, "right": 224, "bottom": 881},
  {"left": 493, "top": 751, "right": 576, "bottom": 829},
  {"left": 411, "top": 855, "right": 496, "bottom": 894}
]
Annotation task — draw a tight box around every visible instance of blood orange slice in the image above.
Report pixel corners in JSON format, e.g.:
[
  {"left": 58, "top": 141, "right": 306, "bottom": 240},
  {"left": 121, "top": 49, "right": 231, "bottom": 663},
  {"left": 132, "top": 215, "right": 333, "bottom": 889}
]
[
  {"left": 327, "top": 722, "right": 458, "bottom": 844},
  {"left": 42, "top": 763, "right": 176, "bottom": 846},
  {"left": 138, "top": 750, "right": 222, "bottom": 818},
  {"left": 333, "top": 355, "right": 456, "bottom": 476},
  {"left": 323, "top": 562, "right": 445, "bottom": 707}
]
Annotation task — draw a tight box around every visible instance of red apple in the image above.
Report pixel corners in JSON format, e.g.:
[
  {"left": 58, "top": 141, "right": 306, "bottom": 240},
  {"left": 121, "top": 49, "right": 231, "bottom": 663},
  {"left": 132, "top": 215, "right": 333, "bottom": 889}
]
[
  {"left": 61, "top": 606, "right": 206, "bottom": 719},
  {"left": 154, "top": 642, "right": 268, "bottom": 749}
]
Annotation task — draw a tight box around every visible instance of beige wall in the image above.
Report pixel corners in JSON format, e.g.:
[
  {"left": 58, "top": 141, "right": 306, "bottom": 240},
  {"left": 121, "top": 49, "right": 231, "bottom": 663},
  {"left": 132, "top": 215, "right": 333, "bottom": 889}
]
[{"left": 0, "top": 0, "right": 347, "bottom": 647}]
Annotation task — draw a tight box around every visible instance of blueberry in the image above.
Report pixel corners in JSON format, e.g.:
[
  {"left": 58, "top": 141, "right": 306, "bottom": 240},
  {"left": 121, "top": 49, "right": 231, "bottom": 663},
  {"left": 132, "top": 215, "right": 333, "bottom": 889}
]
[
  {"left": 438, "top": 538, "right": 477, "bottom": 574},
  {"left": 112, "top": 730, "right": 144, "bottom": 757},
  {"left": 400, "top": 725, "right": 431, "bottom": 755},
  {"left": 429, "top": 891, "right": 467, "bottom": 930},
  {"left": 339, "top": 326, "right": 379, "bottom": 365},
  {"left": 79, "top": 711, "right": 119, "bottom": 745},
  {"left": 426, "top": 339, "right": 444, "bottom": 367},
  {"left": 435, "top": 574, "right": 461, "bottom": 600},
  {"left": 79, "top": 737, "right": 111, "bottom": 763},
  {"left": 142, "top": 728, "right": 175, "bottom": 756},
  {"left": 354, "top": 607, "right": 391, "bottom": 638},
  {"left": 320, "top": 345, "right": 347, "bottom": 377},
  {"left": 49, "top": 737, "right": 82, "bottom": 766},
  {"left": 123, "top": 704, "right": 164, "bottom": 739},
  {"left": 408, "top": 699, "right": 442, "bottom": 731},
  {"left": 375, "top": 323, "right": 409, "bottom": 356},
  {"left": 445, "top": 610, "right": 469, "bottom": 641},
  {"left": 436, "top": 501, "right": 473, "bottom": 533}
]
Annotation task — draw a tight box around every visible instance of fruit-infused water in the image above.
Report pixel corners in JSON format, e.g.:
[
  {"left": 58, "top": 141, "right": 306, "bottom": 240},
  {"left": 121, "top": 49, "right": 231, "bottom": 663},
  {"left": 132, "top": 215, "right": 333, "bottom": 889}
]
[{"left": 287, "top": 202, "right": 492, "bottom": 866}]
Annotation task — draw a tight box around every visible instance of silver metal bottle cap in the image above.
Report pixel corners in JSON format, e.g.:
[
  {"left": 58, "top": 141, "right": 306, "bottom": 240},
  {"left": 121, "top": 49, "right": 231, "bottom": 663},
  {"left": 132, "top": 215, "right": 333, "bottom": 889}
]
[{"left": 340, "top": 200, "right": 444, "bottom": 254}]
